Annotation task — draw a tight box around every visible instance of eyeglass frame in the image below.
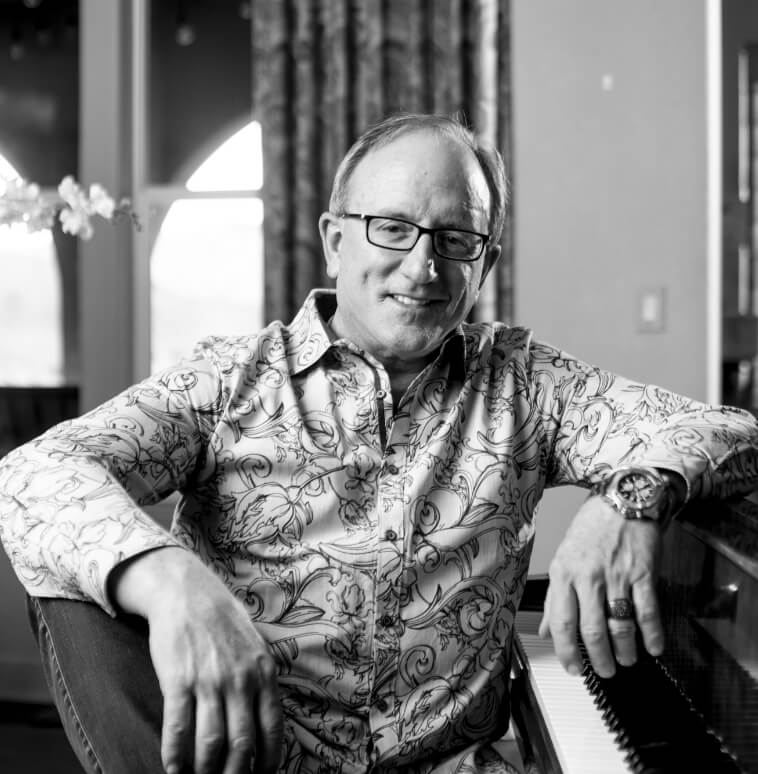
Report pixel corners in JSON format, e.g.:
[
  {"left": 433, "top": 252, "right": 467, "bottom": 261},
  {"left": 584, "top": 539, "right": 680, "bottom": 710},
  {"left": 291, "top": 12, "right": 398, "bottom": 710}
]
[{"left": 339, "top": 212, "right": 491, "bottom": 263}]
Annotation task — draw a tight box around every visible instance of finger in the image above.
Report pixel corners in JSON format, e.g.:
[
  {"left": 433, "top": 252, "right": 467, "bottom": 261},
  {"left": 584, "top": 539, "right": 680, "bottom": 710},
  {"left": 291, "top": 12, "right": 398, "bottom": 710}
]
[
  {"left": 161, "top": 689, "right": 194, "bottom": 774},
  {"left": 194, "top": 690, "right": 226, "bottom": 774},
  {"left": 632, "top": 578, "right": 664, "bottom": 657},
  {"left": 221, "top": 689, "right": 255, "bottom": 774},
  {"left": 578, "top": 584, "right": 616, "bottom": 678},
  {"left": 251, "top": 655, "right": 284, "bottom": 773},
  {"left": 605, "top": 589, "right": 637, "bottom": 667},
  {"left": 544, "top": 581, "right": 583, "bottom": 676}
]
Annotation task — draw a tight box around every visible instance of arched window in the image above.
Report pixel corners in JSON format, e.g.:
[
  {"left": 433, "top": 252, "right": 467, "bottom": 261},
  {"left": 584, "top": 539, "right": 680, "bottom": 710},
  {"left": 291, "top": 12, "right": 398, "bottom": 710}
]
[
  {"left": 0, "top": 157, "right": 64, "bottom": 386},
  {"left": 148, "top": 121, "right": 264, "bottom": 372}
]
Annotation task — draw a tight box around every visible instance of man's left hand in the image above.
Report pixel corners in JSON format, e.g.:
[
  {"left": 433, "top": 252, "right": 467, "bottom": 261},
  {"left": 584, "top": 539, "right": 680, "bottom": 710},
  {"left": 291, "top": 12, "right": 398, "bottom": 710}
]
[{"left": 538, "top": 494, "right": 663, "bottom": 678}]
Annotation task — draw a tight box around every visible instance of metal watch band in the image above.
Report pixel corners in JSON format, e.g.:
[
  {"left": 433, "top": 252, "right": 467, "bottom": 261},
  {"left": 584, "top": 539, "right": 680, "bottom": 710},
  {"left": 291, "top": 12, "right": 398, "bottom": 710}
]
[{"left": 592, "top": 466, "right": 675, "bottom": 529}]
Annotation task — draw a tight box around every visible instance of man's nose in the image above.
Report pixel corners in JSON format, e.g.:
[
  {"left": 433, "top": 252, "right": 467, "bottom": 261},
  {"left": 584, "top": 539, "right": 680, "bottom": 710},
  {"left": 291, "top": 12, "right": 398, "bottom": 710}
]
[{"left": 401, "top": 233, "right": 438, "bottom": 281}]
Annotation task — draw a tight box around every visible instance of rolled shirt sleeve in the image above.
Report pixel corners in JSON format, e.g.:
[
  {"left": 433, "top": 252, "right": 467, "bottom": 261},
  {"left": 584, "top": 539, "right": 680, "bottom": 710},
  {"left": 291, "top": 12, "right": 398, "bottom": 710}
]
[
  {"left": 0, "top": 355, "right": 225, "bottom": 614},
  {"left": 526, "top": 340, "right": 758, "bottom": 500}
]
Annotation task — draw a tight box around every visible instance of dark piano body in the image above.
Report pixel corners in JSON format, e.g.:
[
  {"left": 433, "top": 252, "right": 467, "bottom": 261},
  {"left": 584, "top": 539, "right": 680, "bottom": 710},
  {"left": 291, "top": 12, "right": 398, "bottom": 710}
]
[{"left": 513, "top": 496, "right": 758, "bottom": 774}]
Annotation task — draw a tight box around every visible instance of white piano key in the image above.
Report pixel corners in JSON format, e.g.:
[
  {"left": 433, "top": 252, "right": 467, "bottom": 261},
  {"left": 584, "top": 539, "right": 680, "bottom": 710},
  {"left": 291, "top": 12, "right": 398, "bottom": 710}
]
[{"left": 515, "top": 611, "right": 631, "bottom": 774}]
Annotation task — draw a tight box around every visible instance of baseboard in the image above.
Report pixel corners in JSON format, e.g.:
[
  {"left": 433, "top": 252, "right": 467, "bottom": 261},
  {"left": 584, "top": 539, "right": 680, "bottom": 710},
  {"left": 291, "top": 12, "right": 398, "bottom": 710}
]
[{"left": 0, "top": 658, "right": 52, "bottom": 704}]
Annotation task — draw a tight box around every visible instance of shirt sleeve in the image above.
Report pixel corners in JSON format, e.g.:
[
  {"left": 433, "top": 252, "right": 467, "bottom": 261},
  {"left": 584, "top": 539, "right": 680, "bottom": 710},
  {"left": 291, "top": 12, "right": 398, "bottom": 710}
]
[
  {"left": 0, "top": 355, "right": 226, "bottom": 614},
  {"left": 526, "top": 339, "right": 758, "bottom": 500}
]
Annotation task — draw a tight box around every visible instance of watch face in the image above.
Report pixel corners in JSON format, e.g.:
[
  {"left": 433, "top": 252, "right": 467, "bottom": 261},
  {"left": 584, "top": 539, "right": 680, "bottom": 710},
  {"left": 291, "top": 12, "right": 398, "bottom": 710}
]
[{"left": 617, "top": 470, "right": 659, "bottom": 506}]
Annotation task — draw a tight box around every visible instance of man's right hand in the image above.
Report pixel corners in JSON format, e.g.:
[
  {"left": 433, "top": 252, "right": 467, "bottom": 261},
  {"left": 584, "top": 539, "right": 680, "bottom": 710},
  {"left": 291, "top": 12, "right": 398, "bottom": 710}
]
[{"left": 109, "top": 546, "right": 284, "bottom": 774}]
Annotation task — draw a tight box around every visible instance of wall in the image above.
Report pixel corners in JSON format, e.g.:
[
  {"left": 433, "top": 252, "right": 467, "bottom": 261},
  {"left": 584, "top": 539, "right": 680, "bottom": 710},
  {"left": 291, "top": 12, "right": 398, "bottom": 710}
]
[{"left": 511, "top": 1, "right": 713, "bottom": 573}]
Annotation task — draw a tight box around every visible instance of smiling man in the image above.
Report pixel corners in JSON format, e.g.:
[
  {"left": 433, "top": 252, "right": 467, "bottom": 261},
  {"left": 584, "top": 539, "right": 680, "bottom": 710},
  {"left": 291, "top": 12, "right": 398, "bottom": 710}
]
[
  {"left": 319, "top": 124, "right": 500, "bottom": 399},
  {"left": 1, "top": 114, "right": 758, "bottom": 774}
]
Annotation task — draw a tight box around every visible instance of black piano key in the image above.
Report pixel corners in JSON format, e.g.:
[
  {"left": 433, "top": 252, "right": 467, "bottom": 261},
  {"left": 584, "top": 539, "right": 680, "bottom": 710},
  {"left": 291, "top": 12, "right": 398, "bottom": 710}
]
[{"left": 579, "top": 647, "right": 743, "bottom": 774}]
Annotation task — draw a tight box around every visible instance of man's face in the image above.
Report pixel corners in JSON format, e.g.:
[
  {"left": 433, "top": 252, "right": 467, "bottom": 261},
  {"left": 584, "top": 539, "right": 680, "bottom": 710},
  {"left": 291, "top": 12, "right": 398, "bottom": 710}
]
[{"left": 319, "top": 130, "right": 499, "bottom": 371}]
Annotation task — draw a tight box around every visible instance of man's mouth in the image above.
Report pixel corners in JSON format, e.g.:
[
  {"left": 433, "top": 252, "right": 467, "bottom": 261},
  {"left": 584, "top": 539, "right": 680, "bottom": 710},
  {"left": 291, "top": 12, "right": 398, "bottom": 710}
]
[{"left": 388, "top": 293, "right": 438, "bottom": 307}]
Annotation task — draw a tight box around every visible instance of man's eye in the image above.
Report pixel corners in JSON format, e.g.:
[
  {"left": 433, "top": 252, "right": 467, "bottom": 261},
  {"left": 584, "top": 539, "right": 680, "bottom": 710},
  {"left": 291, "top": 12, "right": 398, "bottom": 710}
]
[
  {"left": 375, "top": 220, "right": 410, "bottom": 234},
  {"left": 439, "top": 232, "right": 471, "bottom": 249},
  {"left": 441, "top": 233, "right": 465, "bottom": 247}
]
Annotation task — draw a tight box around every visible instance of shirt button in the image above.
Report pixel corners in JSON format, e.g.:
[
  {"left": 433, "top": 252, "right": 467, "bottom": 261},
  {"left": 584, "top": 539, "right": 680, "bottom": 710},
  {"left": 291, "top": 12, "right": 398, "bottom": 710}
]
[
  {"left": 384, "top": 529, "right": 398, "bottom": 541},
  {"left": 375, "top": 697, "right": 389, "bottom": 712},
  {"left": 385, "top": 464, "right": 399, "bottom": 475},
  {"left": 376, "top": 389, "right": 386, "bottom": 399},
  {"left": 379, "top": 614, "right": 395, "bottom": 628}
]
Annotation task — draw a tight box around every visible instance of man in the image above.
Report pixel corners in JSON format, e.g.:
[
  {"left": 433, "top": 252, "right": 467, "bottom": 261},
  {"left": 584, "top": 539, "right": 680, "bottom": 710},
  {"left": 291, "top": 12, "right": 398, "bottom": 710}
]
[{"left": 1, "top": 113, "right": 757, "bottom": 774}]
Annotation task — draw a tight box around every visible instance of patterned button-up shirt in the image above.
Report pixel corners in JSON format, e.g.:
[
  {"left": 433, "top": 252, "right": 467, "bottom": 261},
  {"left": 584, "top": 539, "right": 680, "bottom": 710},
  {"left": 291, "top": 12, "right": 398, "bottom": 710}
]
[{"left": 2, "top": 290, "right": 758, "bottom": 773}]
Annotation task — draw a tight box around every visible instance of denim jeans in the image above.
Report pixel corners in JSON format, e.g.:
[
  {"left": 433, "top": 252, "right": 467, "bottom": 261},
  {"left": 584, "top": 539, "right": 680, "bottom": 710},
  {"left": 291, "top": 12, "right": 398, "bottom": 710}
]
[
  {"left": 27, "top": 596, "right": 166, "bottom": 773},
  {"left": 27, "top": 597, "right": 525, "bottom": 774}
]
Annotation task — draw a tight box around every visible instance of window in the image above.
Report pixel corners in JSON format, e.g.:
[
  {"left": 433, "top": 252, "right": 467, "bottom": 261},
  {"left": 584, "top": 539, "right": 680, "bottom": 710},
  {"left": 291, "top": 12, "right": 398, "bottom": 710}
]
[
  {"left": 149, "top": 122, "right": 264, "bottom": 372},
  {"left": 0, "top": 0, "right": 79, "bottom": 387},
  {"left": 133, "top": 0, "right": 261, "bottom": 375},
  {"left": 0, "top": 160, "right": 63, "bottom": 386}
]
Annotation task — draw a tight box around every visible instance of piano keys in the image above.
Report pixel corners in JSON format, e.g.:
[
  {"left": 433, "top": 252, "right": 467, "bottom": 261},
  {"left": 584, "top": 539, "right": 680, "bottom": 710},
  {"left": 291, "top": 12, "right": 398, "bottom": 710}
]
[
  {"left": 512, "top": 495, "right": 758, "bottom": 774},
  {"left": 513, "top": 610, "right": 633, "bottom": 773},
  {"left": 513, "top": 610, "right": 742, "bottom": 773}
]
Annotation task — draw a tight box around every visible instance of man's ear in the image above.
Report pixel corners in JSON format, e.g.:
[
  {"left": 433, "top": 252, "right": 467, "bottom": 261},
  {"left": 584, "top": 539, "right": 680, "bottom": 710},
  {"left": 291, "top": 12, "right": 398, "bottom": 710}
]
[
  {"left": 479, "top": 244, "right": 501, "bottom": 288},
  {"left": 319, "top": 212, "right": 343, "bottom": 280}
]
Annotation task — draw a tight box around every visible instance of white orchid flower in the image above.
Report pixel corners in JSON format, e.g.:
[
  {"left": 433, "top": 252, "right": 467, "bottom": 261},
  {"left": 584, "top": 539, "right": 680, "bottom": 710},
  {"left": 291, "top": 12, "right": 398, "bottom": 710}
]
[
  {"left": 59, "top": 205, "right": 94, "bottom": 240},
  {"left": 88, "top": 184, "right": 116, "bottom": 219},
  {"left": 1, "top": 175, "right": 138, "bottom": 238}
]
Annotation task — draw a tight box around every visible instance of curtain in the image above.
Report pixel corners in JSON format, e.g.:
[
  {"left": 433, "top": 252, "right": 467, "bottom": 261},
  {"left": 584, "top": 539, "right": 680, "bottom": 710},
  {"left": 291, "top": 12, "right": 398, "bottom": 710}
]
[{"left": 252, "top": 0, "right": 512, "bottom": 325}]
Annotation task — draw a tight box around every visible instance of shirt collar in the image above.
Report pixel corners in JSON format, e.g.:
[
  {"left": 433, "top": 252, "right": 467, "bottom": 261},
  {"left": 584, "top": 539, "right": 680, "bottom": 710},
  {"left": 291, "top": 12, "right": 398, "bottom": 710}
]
[
  {"left": 284, "top": 288, "right": 468, "bottom": 376},
  {"left": 284, "top": 289, "right": 338, "bottom": 375}
]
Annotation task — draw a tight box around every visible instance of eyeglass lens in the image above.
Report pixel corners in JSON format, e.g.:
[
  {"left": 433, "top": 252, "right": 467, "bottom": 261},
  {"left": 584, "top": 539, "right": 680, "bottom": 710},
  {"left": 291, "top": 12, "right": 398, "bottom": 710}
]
[{"left": 367, "top": 216, "right": 483, "bottom": 261}]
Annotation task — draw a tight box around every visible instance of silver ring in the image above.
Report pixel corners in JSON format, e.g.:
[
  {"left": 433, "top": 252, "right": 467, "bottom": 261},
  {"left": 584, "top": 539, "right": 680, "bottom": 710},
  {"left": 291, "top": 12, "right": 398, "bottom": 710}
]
[{"left": 606, "top": 598, "right": 634, "bottom": 620}]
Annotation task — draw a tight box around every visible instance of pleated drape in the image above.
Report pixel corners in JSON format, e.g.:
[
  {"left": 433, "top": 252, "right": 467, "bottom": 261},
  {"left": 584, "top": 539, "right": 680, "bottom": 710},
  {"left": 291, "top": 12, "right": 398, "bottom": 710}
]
[{"left": 252, "top": 0, "right": 512, "bottom": 325}]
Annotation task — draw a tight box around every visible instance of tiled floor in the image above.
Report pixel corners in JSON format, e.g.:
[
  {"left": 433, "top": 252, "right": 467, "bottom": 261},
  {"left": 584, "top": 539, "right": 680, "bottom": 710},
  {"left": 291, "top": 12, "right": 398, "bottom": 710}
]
[{"left": 0, "top": 702, "right": 83, "bottom": 773}]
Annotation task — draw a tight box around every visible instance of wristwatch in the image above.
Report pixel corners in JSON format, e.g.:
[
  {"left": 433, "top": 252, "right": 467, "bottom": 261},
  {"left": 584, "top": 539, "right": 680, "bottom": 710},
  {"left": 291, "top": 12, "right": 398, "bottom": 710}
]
[{"left": 594, "top": 466, "right": 675, "bottom": 528}]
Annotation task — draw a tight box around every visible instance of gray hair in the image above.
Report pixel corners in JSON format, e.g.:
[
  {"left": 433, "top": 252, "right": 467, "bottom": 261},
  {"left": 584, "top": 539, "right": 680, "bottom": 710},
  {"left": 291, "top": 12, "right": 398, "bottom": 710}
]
[{"left": 328, "top": 113, "right": 510, "bottom": 246}]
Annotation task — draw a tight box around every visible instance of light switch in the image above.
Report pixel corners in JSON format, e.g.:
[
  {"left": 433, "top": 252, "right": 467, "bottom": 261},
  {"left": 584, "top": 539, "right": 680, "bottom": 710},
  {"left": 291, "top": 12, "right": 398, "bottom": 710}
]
[{"left": 638, "top": 287, "right": 665, "bottom": 333}]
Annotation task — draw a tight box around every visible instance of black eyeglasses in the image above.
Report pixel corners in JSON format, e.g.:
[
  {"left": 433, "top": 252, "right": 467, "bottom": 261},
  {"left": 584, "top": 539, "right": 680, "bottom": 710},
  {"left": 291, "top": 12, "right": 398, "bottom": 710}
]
[{"left": 340, "top": 213, "right": 489, "bottom": 263}]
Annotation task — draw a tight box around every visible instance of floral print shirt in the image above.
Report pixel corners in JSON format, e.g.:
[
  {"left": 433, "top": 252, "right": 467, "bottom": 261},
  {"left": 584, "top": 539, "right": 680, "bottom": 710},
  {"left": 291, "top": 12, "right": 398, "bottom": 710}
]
[{"left": 1, "top": 290, "right": 758, "bottom": 774}]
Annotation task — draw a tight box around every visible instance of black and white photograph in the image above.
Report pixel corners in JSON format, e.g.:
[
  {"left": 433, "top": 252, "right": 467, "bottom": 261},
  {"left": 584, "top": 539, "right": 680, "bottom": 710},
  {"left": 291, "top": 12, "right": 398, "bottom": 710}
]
[{"left": 0, "top": 2, "right": 756, "bottom": 773}]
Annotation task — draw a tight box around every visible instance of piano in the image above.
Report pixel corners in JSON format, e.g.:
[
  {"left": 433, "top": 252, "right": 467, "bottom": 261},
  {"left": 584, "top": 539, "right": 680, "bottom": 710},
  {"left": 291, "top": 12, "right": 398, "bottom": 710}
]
[{"left": 511, "top": 496, "right": 758, "bottom": 774}]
